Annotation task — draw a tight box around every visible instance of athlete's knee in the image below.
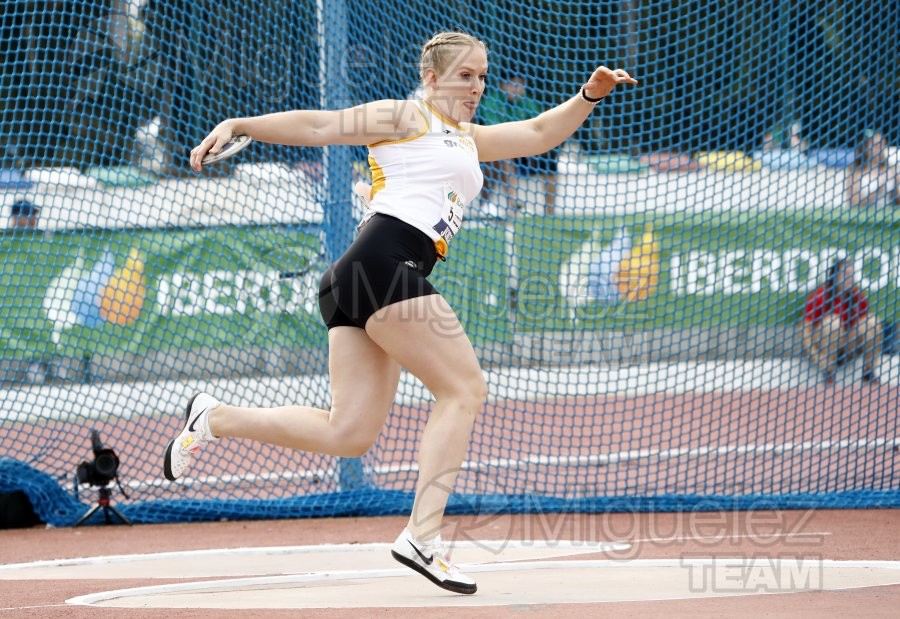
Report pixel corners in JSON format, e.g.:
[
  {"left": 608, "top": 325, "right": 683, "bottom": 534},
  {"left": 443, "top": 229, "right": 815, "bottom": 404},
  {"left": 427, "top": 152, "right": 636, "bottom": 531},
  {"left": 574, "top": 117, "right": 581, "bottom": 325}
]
[
  {"left": 336, "top": 434, "right": 376, "bottom": 458},
  {"left": 469, "top": 373, "right": 489, "bottom": 404},
  {"left": 440, "top": 372, "right": 487, "bottom": 414},
  {"left": 328, "top": 415, "right": 379, "bottom": 457},
  {"left": 333, "top": 430, "right": 377, "bottom": 458}
]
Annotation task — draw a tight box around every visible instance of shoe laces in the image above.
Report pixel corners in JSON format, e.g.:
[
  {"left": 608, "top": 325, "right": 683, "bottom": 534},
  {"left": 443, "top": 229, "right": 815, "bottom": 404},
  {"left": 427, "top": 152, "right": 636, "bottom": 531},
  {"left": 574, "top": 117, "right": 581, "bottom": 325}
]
[
  {"left": 180, "top": 433, "right": 207, "bottom": 454},
  {"left": 421, "top": 536, "right": 462, "bottom": 574}
]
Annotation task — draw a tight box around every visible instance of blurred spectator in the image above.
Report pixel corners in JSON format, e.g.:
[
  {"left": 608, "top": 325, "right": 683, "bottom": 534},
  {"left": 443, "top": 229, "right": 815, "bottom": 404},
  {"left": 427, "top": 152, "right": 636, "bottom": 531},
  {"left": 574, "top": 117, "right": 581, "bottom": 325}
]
[
  {"left": 9, "top": 199, "right": 39, "bottom": 230},
  {"left": 762, "top": 121, "right": 807, "bottom": 153},
  {"left": 787, "top": 121, "right": 808, "bottom": 153},
  {"left": 761, "top": 130, "right": 779, "bottom": 152},
  {"left": 141, "top": 0, "right": 210, "bottom": 176},
  {"left": 135, "top": 115, "right": 163, "bottom": 174},
  {"left": 639, "top": 152, "right": 701, "bottom": 173},
  {"left": 479, "top": 74, "right": 558, "bottom": 215},
  {"left": 844, "top": 129, "right": 899, "bottom": 208},
  {"left": 756, "top": 121, "right": 810, "bottom": 170},
  {"left": 803, "top": 258, "right": 882, "bottom": 385},
  {"left": 23, "top": 361, "right": 50, "bottom": 385}
]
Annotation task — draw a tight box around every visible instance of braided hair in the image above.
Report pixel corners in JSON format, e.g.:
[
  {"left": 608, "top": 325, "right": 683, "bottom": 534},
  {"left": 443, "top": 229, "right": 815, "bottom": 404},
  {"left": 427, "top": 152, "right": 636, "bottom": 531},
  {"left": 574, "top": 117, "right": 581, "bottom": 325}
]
[{"left": 418, "top": 32, "right": 487, "bottom": 84}]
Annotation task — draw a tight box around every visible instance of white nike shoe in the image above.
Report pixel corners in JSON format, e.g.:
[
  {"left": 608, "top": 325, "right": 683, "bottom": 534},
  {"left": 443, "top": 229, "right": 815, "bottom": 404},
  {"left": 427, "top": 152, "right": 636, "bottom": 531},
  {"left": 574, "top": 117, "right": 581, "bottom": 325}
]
[
  {"left": 163, "top": 393, "right": 220, "bottom": 481},
  {"left": 390, "top": 528, "right": 477, "bottom": 594}
]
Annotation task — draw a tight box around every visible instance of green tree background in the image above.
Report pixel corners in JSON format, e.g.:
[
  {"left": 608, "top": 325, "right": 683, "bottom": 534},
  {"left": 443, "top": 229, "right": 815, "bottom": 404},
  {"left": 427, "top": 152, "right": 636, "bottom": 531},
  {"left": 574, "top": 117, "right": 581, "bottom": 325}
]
[{"left": 0, "top": 0, "right": 896, "bottom": 169}]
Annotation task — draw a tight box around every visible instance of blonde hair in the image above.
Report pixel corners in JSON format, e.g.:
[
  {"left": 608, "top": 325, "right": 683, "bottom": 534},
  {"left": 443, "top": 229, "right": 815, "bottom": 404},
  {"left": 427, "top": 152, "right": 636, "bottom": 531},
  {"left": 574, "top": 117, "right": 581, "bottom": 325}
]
[{"left": 418, "top": 32, "right": 487, "bottom": 83}]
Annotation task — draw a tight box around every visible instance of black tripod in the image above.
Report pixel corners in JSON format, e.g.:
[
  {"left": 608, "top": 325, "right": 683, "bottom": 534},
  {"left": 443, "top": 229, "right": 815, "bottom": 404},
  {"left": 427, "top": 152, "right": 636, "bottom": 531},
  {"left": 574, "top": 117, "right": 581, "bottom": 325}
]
[{"left": 75, "top": 483, "right": 132, "bottom": 527}]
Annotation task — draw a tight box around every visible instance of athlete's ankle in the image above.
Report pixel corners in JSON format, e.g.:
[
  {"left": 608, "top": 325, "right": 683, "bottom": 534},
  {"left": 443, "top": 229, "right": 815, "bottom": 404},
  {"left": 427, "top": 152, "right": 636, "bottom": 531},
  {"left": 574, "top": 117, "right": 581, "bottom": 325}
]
[
  {"left": 206, "top": 405, "right": 222, "bottom": 438},
  {"left": 405, "top": 527, "right": 439, "bottom": 544}
]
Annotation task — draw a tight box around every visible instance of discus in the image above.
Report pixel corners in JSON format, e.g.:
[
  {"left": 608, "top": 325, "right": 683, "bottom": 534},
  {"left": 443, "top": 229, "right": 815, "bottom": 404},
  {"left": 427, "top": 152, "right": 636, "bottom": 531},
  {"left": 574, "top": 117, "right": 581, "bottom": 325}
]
[{"left": 201, "top": 135, "right": 252, "bottom": 165}]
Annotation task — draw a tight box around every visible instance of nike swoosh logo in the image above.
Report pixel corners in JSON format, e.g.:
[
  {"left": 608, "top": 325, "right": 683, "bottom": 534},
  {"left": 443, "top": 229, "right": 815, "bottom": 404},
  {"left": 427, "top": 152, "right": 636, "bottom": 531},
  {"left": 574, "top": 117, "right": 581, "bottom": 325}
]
[
  {"left": 408, "top": 540, "right": 433, "bottom": 565},
  {"left": 187, "top": 413, "right": 203, "bottom": 432},
  {"left": 187, "top": 401, "right": 205, "bottom": 432}
]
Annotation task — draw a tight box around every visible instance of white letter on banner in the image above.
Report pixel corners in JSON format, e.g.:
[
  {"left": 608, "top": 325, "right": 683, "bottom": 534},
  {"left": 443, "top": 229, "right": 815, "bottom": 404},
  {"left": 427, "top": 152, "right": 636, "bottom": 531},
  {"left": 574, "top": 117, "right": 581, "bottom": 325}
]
[
  {"left": 232, "top": 272, "right": 247, "bottom": 315},
  {"left": 686, "top": 251, "right": 715, "bottom": 295},
  {"left": 243, "top": 271, "right": 270, "bottom": 313},
  {"left": 169, "top": 273, "right": 185, "bottom": 316},
  {"left": 685, "top": 251, "right": 700, "bottom": 295},
  {"left": 873, "top": 247, "right": 889, "bottom": 291},
  {"left": 688, "top": 251, "right": 718, "bottom": 295},
  {"left": 704, "top": 252, "right": 719, "bottom": 295},
  {"left": 784, "top": 250, "right": 817, "bottom": 293},
  {"left": 855, "top": 248, "right": 888, "bottom": 291},
  {"left": 235, "top": 271, "right": 254, "bottom": 315},
  {"left": 804, "top": 252, "right": 820, "bottom": 292},
  {"left": 670, "top": 253, "right": 683, "bottom": 296},
  {"left": 229, "top": 272, "right": 244, "bottom": 314},
  {"left": 157, "top": 274, "right": 171, "bottom": 316},
  {"left": 203, "top": 271, "right": 234, "bottom": 316},
  {"left": 173, "top": 272, "right": 202, "bottom": 316},
  {"left": 751, "top": 250, "right": 781, "bottom": 293},
  {"left": 268, "top": 276, "right": 285, "bottom": 313},
  {"left": 721, "top": 250, "right": 747, "bottom": 294},
  {"left": 894, "top": 247, "right": 900, "bottom": 288},
  {"left": 281, "top": 277, "right": 305, "bottom": 314},
  {"left": 818, "top": 248, "right": 845, "bottom": 280}
]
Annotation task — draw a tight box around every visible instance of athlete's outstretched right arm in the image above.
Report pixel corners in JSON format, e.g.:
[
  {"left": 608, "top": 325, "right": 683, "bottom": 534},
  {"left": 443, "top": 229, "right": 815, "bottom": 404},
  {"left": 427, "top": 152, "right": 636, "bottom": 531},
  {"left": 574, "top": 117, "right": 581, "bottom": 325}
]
[
  {"left": 473, "top": 66, "right": 636, "bottom": 163},
  {"left": 190, "top": 99, "right": 423, "bottom": 171}
]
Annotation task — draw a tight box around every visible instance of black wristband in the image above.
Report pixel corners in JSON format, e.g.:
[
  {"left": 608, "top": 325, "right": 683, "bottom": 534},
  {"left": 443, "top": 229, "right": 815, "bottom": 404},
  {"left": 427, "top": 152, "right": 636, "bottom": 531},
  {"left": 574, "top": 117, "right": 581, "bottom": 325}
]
[{"left": 580, "top": 87, "right": 603, "bottom": 103}]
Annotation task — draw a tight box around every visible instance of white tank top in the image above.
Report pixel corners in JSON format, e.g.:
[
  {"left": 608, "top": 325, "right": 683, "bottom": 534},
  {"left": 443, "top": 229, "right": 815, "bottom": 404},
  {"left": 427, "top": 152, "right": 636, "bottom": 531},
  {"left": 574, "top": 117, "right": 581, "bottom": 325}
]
[{"left": 363, "top": 100, "right": 483, "bottom": 258}]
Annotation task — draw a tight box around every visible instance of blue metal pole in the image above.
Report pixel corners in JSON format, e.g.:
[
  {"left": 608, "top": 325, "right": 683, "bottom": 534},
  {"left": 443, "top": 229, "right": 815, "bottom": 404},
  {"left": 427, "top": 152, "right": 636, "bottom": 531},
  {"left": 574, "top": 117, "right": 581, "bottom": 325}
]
[{"left": 317, "top": 0, "right": 365, "bottom": 490}]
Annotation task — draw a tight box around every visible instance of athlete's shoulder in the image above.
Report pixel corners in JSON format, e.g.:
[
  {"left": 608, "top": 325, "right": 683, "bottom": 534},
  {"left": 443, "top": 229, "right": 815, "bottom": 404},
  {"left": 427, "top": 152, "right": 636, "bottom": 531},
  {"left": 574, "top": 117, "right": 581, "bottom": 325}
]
[
  {"left": 364, "top": 99, "right": 429, "bottom": 146},
  {"left": 458, "top": 121, "right": 477, "bottom": 137}
]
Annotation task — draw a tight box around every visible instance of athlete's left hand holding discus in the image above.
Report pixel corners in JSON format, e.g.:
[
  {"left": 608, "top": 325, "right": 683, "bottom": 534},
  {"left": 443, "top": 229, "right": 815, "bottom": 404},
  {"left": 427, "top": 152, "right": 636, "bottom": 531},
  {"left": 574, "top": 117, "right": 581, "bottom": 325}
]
[
  {"left": 171, "top": 31, "right": 637, "bottom": 597},
  {"left": 190, "top": 122, "right": 238, "bottom": 171}
]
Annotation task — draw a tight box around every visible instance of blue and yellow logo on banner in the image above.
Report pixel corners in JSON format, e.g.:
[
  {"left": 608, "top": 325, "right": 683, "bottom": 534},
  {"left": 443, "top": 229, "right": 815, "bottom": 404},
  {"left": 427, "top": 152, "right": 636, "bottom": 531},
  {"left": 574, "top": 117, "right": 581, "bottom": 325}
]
[
  {"left": 43, "top": 248, "right": 148, "bottom": 341},
  {"left": 560, "top": 226, "right": 660, "bottom": 307}
]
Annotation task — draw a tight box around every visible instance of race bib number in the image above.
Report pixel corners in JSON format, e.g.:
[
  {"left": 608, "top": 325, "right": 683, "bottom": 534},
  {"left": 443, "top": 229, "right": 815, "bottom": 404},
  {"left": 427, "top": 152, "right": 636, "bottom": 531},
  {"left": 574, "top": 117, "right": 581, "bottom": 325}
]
[{"left": 432, "top": 182, "right": 465, "bottom": 244}]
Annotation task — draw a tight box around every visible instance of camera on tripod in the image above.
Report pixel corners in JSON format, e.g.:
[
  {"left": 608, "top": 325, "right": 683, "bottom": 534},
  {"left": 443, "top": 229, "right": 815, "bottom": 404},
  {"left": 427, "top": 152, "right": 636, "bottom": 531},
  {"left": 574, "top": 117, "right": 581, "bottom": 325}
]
[
  {"left": 76, "top": 430, "right": 120, "bottom": 487},
  {"left": 73, "top": 429, "right": 131, "bottom": 526}
]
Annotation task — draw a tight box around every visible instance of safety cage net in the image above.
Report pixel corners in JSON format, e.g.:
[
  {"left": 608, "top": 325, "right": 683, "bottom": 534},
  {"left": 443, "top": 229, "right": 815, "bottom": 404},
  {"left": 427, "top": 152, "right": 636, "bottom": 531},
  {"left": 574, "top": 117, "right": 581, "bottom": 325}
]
[{"left": 0, "top": 0, "right": 897, "bottom": 526}]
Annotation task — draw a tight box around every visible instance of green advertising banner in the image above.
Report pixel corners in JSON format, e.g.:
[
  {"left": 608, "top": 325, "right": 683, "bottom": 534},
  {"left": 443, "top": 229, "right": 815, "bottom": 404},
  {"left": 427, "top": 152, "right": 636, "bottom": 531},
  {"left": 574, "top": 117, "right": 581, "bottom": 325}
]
[
  {"left": 0, "top": 226, "right": 328, "bottom": 358},
  {"left": 0, "top": 223, "right": 512, "bottom": 359},
  {"left": 514, "top": 210, "right": 899, "bottom": 331},
  {"left": 432, "top": 221, "right": 513, "bottom": 346},
  {"left": 2, "top": 211, "right": 896, "bottom": 359}
]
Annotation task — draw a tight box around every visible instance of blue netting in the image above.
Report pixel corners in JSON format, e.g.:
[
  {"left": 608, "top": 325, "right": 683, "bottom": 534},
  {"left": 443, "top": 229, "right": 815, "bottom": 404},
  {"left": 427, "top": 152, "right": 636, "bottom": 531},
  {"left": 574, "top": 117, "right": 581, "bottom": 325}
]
[{"left": 1, "top": 1, "right": 898, "bottom": 526}]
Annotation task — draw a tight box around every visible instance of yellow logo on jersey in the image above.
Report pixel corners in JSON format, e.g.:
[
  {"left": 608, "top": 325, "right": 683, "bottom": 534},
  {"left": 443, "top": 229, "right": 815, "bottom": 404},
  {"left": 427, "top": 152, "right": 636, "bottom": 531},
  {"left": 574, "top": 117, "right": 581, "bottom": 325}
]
[{"left": 457, "top": 135, "right": 476, "bottom": 154}]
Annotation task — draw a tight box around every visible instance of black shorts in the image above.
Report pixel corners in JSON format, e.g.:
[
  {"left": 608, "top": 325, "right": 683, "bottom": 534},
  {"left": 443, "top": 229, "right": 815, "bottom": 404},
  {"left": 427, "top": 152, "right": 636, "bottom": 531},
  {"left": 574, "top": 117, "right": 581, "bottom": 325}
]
[{"left": 318, "top": 214, "right": 440, "bottom": 330}]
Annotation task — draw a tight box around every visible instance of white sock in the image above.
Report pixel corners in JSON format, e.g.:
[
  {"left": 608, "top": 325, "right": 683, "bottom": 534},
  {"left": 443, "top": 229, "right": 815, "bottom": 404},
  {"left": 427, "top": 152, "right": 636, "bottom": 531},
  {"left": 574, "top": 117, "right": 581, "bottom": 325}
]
[{"left": 203, "top": 406, "right": 219, "bottom": 440}]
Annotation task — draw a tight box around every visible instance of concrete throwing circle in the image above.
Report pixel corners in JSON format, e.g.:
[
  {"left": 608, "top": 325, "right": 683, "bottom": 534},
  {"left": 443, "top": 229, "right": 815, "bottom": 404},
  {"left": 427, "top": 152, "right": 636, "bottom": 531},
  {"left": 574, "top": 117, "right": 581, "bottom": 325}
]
[{"left": 1, "top": 541, "right": 898, "bottom": 609}]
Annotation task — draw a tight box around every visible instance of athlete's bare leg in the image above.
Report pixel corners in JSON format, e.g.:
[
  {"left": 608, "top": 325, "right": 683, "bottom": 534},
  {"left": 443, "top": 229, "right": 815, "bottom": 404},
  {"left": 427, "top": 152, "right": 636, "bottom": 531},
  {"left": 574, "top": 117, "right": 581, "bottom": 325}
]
[
  {"left": 365, "top": 294, "right": 487, "bottom": 541},
  {"left": 208, "top": 326, "right": 401, "bottom": 457}
]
